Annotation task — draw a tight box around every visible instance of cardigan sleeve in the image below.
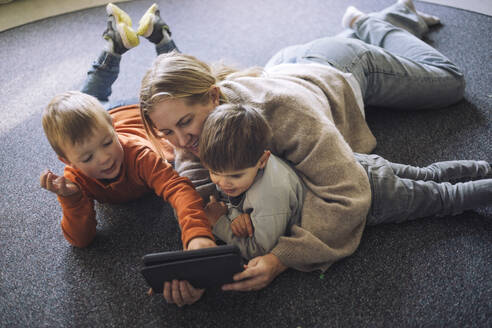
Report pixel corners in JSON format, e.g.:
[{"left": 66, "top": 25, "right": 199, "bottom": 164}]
[
  {"left": 265, "top": 91, "right": 370, "bottom": 272},
  {"left": 174, "top": 149, "right": 219, "bottom": 202}
]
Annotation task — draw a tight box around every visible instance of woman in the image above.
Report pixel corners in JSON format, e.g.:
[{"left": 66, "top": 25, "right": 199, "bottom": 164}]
[{"left": 139, "top": 0, "right": 464, "bottom": 306}]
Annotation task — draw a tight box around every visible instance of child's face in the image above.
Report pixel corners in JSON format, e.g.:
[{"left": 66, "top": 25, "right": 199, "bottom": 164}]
[
  {"left": 60, "top": 124, "right": 124, "bottom": 180},
  {"left": 208, "top": 151, "right": 270, "bottom": 197}
]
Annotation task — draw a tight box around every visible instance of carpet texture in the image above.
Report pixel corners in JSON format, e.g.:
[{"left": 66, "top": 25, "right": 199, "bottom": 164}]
[
  {"left": 0, "top": 0, "right": 490, "bottom": 327},
  {"left": 419, "top": 0, "right": 492, "bottom": 16}
]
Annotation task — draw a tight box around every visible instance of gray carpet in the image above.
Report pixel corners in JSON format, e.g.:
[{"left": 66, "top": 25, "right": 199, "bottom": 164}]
[{"left": 0, "top": 0, "right": 491, "bottom": 327}]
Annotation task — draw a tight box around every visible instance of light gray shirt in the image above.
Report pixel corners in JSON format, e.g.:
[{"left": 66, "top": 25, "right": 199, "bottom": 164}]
[{"left": 213, "top": 154, "right": 305, "bottom": 259}]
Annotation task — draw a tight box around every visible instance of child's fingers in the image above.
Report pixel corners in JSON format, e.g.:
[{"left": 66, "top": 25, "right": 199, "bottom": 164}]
[
  {"left": 48, "top": 171, "right": 63, "bottom": 192},
  {"left": 45, "top": 172, "right": 55, "bottom": 191},
  {"left": 239, "top": 216, "right": 247, "bottom": 232},
  {"left": 231, "top": 223, "right": 239, "bottom": 236},
  {"left": 236, "top": 222, "right": 248, "bottom": 237},
  {"left": 40, "top": 169, "right": 49, "bottom": 188},
  {"left": 209, "top": 195, "right": 216, "bottom": 203},
  {"left": 232, "top": 219, "right": 248, "bottom": 237},
  {"left": 236, "top": 215, "right": 248, "bottom": 235},
  {"left": 244, "top": 215, "right": 254, "bottom": 237},
  {"left": 57, "top": 176, "right": 68, "bottom": 194}
]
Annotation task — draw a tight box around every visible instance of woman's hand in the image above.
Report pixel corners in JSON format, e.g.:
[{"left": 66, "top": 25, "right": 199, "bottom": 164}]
[
  {"left": 153, "top": 237, "right": 215, "bottom": 306},
  {"left": 221, "top": 253, "right": 287, "bottom": 292},
  {"left": 160, "top": 280, "right": 205, "bottom": 307},
  {"left": 231, "top": 213, "right": 254, "bottom": 237},
  {"left": 40, "top": 169, "right": 80, "bottom": 197}
]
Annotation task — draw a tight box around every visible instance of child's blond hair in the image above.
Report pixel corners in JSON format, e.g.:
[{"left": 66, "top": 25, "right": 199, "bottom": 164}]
[{"left": 42, "top": 91, "right": 113, "bottom": 158}]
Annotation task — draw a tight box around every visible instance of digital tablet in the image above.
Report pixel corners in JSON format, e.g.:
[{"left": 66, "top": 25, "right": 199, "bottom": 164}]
[{"left": 141, "top": 245, "right": 244, "bottom": 292}]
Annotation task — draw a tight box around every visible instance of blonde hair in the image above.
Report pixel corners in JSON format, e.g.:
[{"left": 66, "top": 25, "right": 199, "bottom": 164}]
[
  {"left": 139, "top": 50, "right": 263, "bottom": 159},
  {"left": 42, "top": 91, "right": 113, "bottom": 158},
  {"left": 200, "top": 104, "right": 272, "bottom": 172}
]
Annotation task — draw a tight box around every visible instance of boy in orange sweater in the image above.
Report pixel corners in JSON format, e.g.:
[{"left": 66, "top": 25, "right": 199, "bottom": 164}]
[
  {"left": 37, "top": 2, "right": 218, "bottom": 306},
  {"left": 39, "top": 3, "right": 215, "bottom": 250},
  {"left": 40, "top": 90, "right": 215, "bottom": 250}
]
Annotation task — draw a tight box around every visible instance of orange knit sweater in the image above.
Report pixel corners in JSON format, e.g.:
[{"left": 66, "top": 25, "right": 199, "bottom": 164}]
[{"left": 57, "top": 105, "right": 213, "bottom": 247}]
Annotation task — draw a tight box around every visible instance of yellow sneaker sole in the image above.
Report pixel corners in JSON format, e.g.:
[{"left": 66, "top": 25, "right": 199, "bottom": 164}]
[
  {"left": 137, "top": 3, "right": 158, "bottom": 37},
  {"left": 118, "top": 23, "right": 140, "bottom": 49},
  {"left": 107, "top": 3, "right": 133, "bottom": 26}
]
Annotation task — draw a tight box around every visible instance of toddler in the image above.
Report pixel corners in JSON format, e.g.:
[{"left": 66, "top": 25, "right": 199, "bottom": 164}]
[
  {"left": 200, "top": 104, "right": 305, "bottom": 259},
  {"left": 200, "top": 103, "right": 492, "bottom": 259}
]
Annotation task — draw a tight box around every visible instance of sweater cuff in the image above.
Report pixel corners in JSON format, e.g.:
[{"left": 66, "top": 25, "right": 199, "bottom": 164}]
[
  {"left": 58, "top": 192, "right": 83, "bottom": 208},
  {"left": 270, "top": 240, "right": 331, "bottom": 273}
]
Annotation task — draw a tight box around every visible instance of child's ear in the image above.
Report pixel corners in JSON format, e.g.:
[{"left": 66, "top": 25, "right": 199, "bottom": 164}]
[{"left": 258, "top": 150, "right": 271, "bottom": 169}]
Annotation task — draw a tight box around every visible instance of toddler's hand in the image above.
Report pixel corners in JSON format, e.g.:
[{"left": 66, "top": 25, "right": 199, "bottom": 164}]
[
  {"left": 231, "top": 213, "right": 254, "bottom": 237},
  {"left": 204, "top": 195, "right": 227, "bottom": 226},
  {"left": 40, "top": 169, "right": 80, "bottom": 197}
]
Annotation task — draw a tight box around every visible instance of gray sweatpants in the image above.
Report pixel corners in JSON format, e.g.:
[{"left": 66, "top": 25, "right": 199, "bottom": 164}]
[{"left": 354, "top": 153, "right": 492, "bottom": 225}]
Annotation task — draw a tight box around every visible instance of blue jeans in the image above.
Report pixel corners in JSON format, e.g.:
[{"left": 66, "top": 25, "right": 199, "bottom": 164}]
[
  {"left": 265, "top": 2, "right": 465, "bottom": 110},
  {"left": 80, "top": 39, "right": 179, "bottom": 109},
  {"left": 354, "top": 153, "right": 492, "bottom": 225}
]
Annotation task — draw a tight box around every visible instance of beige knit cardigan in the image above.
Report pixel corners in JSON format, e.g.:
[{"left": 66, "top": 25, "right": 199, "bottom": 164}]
[{"left": 175, "top": 63, "right": 377, "bottom": 272}]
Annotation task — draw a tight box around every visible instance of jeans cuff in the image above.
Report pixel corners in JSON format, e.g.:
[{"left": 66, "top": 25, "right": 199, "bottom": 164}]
[
  {"left": 156, "top": 40, "right": 179, "bottom": 55},
  {"left": 95, "top": 51, "right": 122, "bottom": 69}
]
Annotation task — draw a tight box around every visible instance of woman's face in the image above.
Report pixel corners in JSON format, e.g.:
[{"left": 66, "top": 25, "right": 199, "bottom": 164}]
[{"left": 148, "top": 97, "right": 217, "bottom": 157}]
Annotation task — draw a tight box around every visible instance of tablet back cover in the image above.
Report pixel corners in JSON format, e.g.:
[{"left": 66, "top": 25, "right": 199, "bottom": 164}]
[{"left": 141, "top": 245, "right": 243, "bottom": 292}]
